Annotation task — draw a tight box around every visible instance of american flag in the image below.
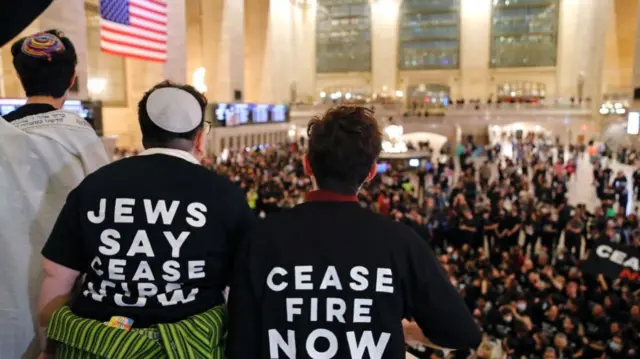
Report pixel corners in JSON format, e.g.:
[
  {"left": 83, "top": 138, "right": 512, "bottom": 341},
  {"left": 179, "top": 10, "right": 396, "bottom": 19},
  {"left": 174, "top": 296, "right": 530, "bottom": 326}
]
[{"left": 99, "top": 0, "right": 168, "bottom": 62}]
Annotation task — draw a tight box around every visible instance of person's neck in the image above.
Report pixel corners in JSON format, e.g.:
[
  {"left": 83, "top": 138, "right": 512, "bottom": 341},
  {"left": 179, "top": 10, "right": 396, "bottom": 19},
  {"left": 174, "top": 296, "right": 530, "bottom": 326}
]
[{"left": 26, "top": 96, "right": 64, "bottom": 109}]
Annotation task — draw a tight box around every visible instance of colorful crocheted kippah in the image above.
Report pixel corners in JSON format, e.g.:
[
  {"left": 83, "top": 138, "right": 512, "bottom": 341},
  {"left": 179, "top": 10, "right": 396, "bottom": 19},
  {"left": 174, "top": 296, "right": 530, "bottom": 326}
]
[{"left": 21, "top": 33, "right": 66, "bottom": 61}]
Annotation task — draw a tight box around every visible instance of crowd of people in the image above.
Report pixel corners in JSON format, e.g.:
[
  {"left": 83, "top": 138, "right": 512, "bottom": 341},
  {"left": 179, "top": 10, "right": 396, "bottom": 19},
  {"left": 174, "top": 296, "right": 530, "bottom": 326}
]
[{"left": 211, "top": 138, "right": 640, "bottom": 359}]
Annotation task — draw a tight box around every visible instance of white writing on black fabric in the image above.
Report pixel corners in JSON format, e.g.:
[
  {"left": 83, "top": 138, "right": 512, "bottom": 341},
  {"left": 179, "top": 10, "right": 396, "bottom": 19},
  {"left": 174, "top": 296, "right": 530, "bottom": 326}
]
[
  {"left": 82, "top": 198, "right": 207, "bottom": 307},
  {"left": 267, "top": 265, "right": 393, "bottom": 359}
]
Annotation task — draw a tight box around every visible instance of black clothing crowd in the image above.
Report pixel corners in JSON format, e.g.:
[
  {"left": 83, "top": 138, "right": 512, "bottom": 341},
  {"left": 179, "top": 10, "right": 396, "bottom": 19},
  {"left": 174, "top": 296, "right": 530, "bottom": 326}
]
[{"left": 212, "top": 140, "right": 640, "bottom": 359}]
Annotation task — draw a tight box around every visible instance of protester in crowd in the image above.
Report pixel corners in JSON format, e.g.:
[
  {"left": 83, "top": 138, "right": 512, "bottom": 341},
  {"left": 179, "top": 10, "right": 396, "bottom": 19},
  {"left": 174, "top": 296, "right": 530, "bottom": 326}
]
[
  {"left": 226, "top": 106, "right": 482, "bottom": 358},
  {"left": 36, "top": 81, "right": 253, "bottom": 358},
  {"left": 0, "top": 30, "right": 109, "bottom": 358}
]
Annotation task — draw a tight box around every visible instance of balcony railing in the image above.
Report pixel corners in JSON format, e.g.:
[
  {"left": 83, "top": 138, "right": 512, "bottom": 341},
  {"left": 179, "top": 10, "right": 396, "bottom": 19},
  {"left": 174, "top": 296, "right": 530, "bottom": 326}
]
[{"left": 290, "top": 97, "right": 593, "bottom": 119}]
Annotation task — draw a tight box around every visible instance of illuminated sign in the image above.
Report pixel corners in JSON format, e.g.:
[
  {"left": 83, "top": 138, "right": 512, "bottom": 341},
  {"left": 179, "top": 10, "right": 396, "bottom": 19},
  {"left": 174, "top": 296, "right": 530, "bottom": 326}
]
[
  {"left": 213, "top": 103, "right": 290, "bottom": 127},
  {"left": 251, "top": 104, "right": 270, "bottom": 123},
  {"left": 271, "top": 105, "right": 288, "bottom": 122}
]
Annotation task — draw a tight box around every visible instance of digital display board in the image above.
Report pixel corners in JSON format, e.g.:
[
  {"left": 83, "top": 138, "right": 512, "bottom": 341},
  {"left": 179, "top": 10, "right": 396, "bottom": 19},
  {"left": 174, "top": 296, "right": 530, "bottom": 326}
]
[{"left": 214, "top": 103, "right": 289, "bottom": 127}]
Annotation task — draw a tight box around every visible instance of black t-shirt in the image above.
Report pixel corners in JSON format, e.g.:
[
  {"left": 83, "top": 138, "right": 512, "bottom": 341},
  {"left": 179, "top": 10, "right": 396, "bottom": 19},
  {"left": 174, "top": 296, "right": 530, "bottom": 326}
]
[
  {"left": 583, "top": 314, "right": 609, "bottom": 355},
  {"left": 42, "top": 154, "right": 254, "bottom": 327},
  {"left": 226, "top": 199, "right": 482, "bottom": 358},
  {"left": 538, "top": 316, "right": 562, "bottom": 340},
  {"left": 461, "top": 216, "right": 478, "bottom": 240},
  {"left": 2, "top": 103, "right": 56, "bottom": 122},
  {"left": 633, "top": 170, "right": 640, "bottom": 186},
  {"left": 506, "top": 333, "right": 537, "bottom": 358},
  {"left": 523, "top": 217, "right": 540, "bottom": 237}
]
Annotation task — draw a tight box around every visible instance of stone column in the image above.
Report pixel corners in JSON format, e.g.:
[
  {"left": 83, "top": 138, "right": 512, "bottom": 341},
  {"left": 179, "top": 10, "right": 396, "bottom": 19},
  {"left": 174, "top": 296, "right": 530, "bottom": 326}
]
[
  {"left": 244, "top": 0, "right": 296, "bottom": 103},
  {"left": 195, "top": 0, "right": 245, "bottom": 102},
  {"left": 292, "top": 2, "right": 316, "bottom": 103},
  {"left": 370, "top": 0, "right": 400, "bottom": 96},
  {"left": 459, "top": 0, "right": 492, "bottom": 100},
  {"left": 557, "top": 0, "right": 609, "bottom": 103},
  {"left": 244, "top": 0, "right": 271, "bottom": 103},
  {"left": 165, "top": 0, "right": 187, "bottom": 83},
  {"left": 632, "top": 0, "right": 640, "bottom": 93}
]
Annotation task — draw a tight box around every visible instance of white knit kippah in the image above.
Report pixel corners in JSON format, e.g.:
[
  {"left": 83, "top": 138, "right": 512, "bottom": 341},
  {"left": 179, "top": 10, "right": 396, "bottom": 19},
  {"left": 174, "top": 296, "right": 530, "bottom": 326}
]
[{"left": 146, "top": 87, "right": 202, "bottom": 133}]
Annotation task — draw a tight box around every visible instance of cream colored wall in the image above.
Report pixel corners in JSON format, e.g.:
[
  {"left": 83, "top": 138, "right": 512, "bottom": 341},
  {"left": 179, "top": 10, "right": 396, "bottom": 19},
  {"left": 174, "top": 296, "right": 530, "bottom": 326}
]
[
  {"left": 370, "top": 0, "right": 400, "bottom": 95},
  {"left": 459, "top": 0, "right": 491, "bottom": 100},
  {"left": 557, "top": 0, "right": 609, "bottom": 102},
  {"left": 243, "top": 0, "right": 297, "bottom": 104},
  {"left": 292, "top": 4, "right": 316, "bottom": 102},
  {"left": 316, "top": 72, "right": 371, "bottom": 94},
  {"left": 102, "top": 59, "right": 165, "bottom": 148},
  {"left": 191, "top": 0, "right": 244, "bottom": 102}
]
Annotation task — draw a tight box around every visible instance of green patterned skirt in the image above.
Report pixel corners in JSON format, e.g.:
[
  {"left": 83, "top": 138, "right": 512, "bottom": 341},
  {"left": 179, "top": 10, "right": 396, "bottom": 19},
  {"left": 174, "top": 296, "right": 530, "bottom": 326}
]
[{"left": 46, "top": 305, "right": 226, "bottom": 359}]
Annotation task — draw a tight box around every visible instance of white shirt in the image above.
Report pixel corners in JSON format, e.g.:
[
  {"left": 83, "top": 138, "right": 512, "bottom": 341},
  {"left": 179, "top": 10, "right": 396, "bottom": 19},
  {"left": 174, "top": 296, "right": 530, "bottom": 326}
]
[{"left": 0, "top": 110, "right": 109, "bottom": 358}]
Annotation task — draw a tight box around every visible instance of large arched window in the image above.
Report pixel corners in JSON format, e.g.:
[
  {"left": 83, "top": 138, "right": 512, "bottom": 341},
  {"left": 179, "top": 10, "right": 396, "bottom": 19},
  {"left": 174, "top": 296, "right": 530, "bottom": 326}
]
[
  {"left": 490, "top": 0, "right": 559, "bottom": 68},
  {"left": 398, "top": 0, "right": 460, "bottom": 70},
  {"left": 316, "top": 0, "right": 372, "bottom": 73}
]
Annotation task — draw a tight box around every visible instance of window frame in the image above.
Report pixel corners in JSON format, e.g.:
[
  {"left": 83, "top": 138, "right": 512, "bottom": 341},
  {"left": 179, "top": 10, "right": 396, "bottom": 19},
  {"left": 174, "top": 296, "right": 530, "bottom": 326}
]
[
  {"left": 316, "top": 0, "right": 372, "bottom": 73},
  {"left": 489, "top": 0, "right": 560, "bottom": 68},
  {"left": 397, "top": 0, "right": 461, "bottom": 70}
]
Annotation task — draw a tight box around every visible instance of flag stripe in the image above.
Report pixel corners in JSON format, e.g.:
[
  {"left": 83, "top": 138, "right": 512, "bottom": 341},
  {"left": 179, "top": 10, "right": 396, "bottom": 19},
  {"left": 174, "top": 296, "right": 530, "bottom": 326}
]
[
  {"left": 129, "top": 0, "right": 167, "bottom": 13},
  {"left": 102, "top": 49, "right": 166, "bottom": 63},
  {"left": 148, "top": 0, "right": 167, "bottom": 8},
  {"left": 129, "top": 6, "right": 168, "bottom": 23},
  {"left": 129, "top": 2, "right": 166, "bottom": 17},
  {"left": 130, "top": 18, "right": 167, "bottom": 33},
  {"left": 101, "top": 20, "right": 167, "bottom": 42},
  {"left": 101, "top": 41, "right": 167, "bottom": 61},
  {"left": 101, "top": 33, "right": 166, "bottom": 52},
  {"left": 100, "top": 0, "right": 167, "bottom": 63}
]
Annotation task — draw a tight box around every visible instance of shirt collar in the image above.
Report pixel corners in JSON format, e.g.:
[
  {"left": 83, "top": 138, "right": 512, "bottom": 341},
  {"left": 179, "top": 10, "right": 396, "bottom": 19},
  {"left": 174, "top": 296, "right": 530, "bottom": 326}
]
[
  {"left": 138, "top": 148, "right": 200, "bottom": 165},
  {"left": 305, "top": 190, "right": 358, "bottom": 203}
]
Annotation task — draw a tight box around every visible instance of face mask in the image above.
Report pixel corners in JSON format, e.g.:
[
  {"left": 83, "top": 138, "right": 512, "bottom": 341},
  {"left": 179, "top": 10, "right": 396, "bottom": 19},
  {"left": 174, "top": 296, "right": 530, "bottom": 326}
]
[
  {"left": 504, "top": 316, "right": 513, "bottom": 323},
  {"left": 608, "top": 341, "right": 620, "bottom": 352},
  {"left": 517, "top": 303, "right": 527, "bottom": 312}
]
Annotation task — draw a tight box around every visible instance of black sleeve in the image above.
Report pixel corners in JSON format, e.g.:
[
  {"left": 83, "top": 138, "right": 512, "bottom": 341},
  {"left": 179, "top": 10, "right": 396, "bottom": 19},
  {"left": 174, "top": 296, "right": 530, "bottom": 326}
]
[
  {"left": 41, "top": 188, "right": 88, "bottom": 272},
  {"left": 0, "top": 0, "right": 52, "bottom": 46},
  {"left": 226, "top": 230, "right": 261, "bottom": 359},
  {"left": 406, "top": 236, "right": 482, "bottom": 349},
  {"left": 227, "top": 184, "right": 257, "bottom": 281}
]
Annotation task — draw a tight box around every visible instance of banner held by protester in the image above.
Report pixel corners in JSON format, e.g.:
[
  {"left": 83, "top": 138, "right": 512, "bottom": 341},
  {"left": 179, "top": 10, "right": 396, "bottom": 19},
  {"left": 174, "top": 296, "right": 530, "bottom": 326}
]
[{"left": 581, "top": 240, "right": 640, "bottom": 283}]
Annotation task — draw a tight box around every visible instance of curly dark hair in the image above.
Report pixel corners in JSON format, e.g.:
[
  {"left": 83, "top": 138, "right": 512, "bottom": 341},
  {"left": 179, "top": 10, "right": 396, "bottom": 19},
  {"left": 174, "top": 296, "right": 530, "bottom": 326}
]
[{"left": 306, "top": 106, "right": 382, "bottom": 194}]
